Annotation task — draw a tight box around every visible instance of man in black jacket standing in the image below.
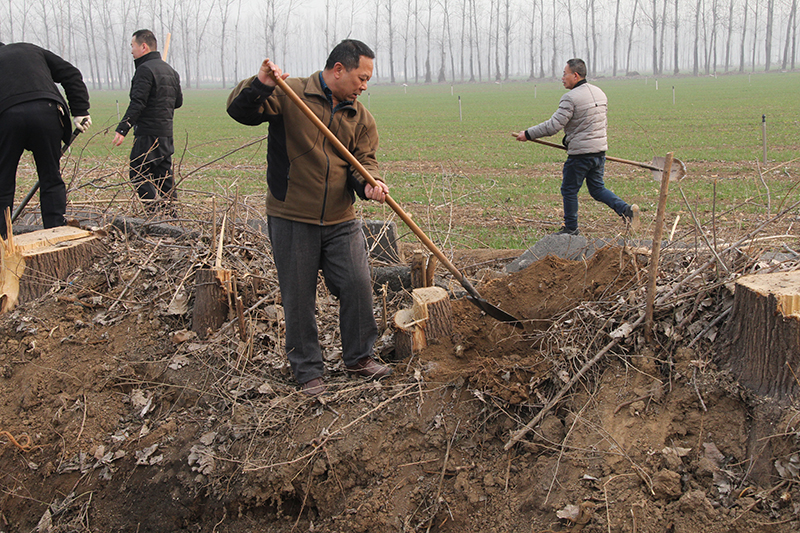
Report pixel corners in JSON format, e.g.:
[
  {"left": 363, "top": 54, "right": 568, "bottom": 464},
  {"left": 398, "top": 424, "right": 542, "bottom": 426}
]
[
  {"left": 113, "top": 29, "right": 182, "bottom": 214},
  {"left": 0, "top": 42, "right": 91, "bottom": 239}
]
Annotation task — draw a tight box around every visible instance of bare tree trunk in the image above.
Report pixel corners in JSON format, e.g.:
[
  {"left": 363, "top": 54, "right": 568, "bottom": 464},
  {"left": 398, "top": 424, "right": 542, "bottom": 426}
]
[
  {"left": 460, "top": 0, "right": 467, "bottom": 81},
  {"left": 583, "top": 0, "right": 591, "bottom": 66},
  {"left": 693, "top": 0, "right": 701, "bottom": 75},
  {"left": 529, "top": 0, "right": 538, "bottom": 79},
  {"left": 494, "top": 0, "right": 501, "bottom": 80},
  {"left": 403, "top": 0, "right": 412, "bottom": 83},
  {"left": 752, "top": 0, "right": 760, "bottom": 71},
  {"left": 626, "top": 0, "right": 640, "bottom": 74},
  {"left": 8, "top": 0, "right": 13, "bottom": 40},
  {"left": 739, "top": 0, "right": 749, "bottom": 71},
  {"left": 658, "top": 0, "right": 668, "bottom": 72},
  {"left": 445, "top": 0, "right": 456, "bottom": 81},
  {"left": 651, "top": 0, "right": 659, "bottom": 74},
  {"left": 438, "top": 12, "right": 447, "bottom": 82},
  {"left": 468, "top": 0, "right": 476, "bottom": 81},
  {"left": 674, "top": 0, "right": 680, "bottom": 73},
  {"left": 552, "top": 0, "right": 559, "bottom": 77},
  {"left": 566, "top": 0, "right": 577, "bottom": 55},
  {"left": 414, "top": 0, "right": 420, "bottom": 83},
  {"left": 765, "top": 0, "right": 774, "bottom": 70},
  {"left": 793, "top": 3, "right": 798, "bottom": 68},
  {"left": 387, "top": 0, "right": 396, "bottom": 83},
  {"left": 471, "top": 0, "right": 482, "bottom": 81},
  {"left": 503, "top": 0, "right": 510, "bottom": 80},
  {"left": 782, "top": 0, "right": 798, "bottom": 69},
  {"left": 540, "top": 0, "right": 546, "bottom": 77},
  {"left": 724, "top": 0, "right": 734, "bottom": 71},
  {"left": 373, "top": 0, "right": 380, "bottom": 81},
  {"left": 613, "top": 0, "right": 622, "bottom": 75},
  {"left": 589, "top": 0, "right": 592, "bottom": 73},
  {"left": 424, "top": 0, "right": 432, "bottom": 83},
  {"left": 80, "top": 0, "right": 100, "bottom": 90}
]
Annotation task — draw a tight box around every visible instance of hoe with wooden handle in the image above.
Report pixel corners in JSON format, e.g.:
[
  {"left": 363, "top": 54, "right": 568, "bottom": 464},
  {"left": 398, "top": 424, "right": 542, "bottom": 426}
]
[
  {"left": 272, "top": 74, "right": 523, "bottom": 329},
  {"left": 524, "top": 136, "right": 687, "bottom": 182}
]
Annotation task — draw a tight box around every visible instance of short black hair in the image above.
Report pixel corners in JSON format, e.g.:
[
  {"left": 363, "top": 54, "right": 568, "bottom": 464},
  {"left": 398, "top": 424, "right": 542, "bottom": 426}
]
[
  {"left": 566, "top": 58, "right": 587, "bottom": 79},
  {"left": 132, "top": 29, "right": 158, "bottom": 50},
  {"left": 324, "top": 39, "right": 374, "bottom": 71}
]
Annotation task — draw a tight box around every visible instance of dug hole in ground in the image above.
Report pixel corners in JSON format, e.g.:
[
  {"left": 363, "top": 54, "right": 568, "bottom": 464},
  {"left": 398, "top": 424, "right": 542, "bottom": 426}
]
[{"left": 1, "top": 198, "right": 799, "bottom": 533}]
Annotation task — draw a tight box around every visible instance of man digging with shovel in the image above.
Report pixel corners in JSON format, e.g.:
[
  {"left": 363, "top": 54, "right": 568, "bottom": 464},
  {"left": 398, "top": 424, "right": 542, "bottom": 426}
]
[
  {"left": 0, "top": 42, "right": 91, "bottom": 239},
  {"left": 227, "top": 39, "right": 392, "bottom": 397},
  {"left": 514, "top": 58, "right": 639, "bottom": 236}
]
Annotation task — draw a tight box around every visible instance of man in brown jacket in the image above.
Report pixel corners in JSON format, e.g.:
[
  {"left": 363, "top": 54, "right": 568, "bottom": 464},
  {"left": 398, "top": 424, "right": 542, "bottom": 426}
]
[{"left": 227, "top": 40, "right": 392, "bottom": 396}]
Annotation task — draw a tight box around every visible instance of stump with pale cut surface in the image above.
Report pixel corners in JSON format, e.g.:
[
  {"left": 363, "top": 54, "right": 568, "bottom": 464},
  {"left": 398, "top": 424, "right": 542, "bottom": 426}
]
[
  {"left": 394, "top": 286, "right": 453, "bottom": 359},
  {"left": 1, "top": 226, "right": 104, "bottom": 313},
  {"left": 725, "top": 271, "right": 800, "bottom": 400}
]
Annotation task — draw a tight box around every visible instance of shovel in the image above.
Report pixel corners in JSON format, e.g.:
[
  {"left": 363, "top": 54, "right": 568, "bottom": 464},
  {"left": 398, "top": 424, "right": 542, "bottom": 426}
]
[
  {"left": 526, "top": 137, "right": 687, "bottom": 182},
  {"left": 272, "top": 74, "right": 523, "bottom": 329},
  {"left": 11, "top": 118, "right": 89, "bottom": 223}
]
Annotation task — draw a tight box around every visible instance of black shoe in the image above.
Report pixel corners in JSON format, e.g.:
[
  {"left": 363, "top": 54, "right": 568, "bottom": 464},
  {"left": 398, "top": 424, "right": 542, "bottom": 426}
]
[
  {"left": 622, "top": 204, "right": 641, "bottom": 230},
  {"left": 554, "top": 226, "right": 580, "bottom": 236}
]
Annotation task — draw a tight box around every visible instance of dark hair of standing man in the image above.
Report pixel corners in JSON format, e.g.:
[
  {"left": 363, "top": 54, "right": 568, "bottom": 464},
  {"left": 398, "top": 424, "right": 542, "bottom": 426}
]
[
  {"left": 132, "top": 29, "right": 158, "bottom": 50},
  {"left": 566, "top": 58, "right": 588, "bottom": 79},
  {"left": 324, "top": 39, "right": 375, "bottom": 71}
]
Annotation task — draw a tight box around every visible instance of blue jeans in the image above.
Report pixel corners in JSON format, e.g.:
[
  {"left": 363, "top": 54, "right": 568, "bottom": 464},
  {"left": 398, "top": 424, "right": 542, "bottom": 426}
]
[
  {"left": 561, "top": 154, "right": 628, "bottom": 231},
  {"left": 268, "top": 216, "right": 378, "bottom": 385}
]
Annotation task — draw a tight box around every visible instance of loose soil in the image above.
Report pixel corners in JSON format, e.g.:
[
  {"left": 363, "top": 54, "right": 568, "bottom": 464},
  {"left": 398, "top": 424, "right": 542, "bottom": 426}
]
[{"left": 1, "top": 165, "right": 799, "bottom": 533}]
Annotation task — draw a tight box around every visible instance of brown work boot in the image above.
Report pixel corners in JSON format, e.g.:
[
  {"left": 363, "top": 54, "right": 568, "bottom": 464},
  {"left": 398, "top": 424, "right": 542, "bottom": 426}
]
[
  {"left": 300, "top": 377, "right": 327, "bottom": 397},
  {"left": 346, "top": 358, "right": 393, "bottom": 380}
]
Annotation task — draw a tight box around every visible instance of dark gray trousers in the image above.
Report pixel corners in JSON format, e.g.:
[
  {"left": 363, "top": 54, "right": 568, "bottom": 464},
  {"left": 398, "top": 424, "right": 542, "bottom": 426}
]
[{"left": 268, "top": 216, "right": 378, "bottom": 385}]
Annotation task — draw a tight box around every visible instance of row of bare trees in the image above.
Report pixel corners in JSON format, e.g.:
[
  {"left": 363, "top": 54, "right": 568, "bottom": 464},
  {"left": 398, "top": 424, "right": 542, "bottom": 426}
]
[{"left": 3, "top": 0, "right": 798, "bottom": 90}]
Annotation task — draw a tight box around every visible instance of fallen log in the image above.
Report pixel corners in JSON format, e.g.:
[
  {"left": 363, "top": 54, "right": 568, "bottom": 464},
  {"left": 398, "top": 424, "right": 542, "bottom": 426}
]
[{"left": 1, "top": 225, "right": 104, "bottom": 313}]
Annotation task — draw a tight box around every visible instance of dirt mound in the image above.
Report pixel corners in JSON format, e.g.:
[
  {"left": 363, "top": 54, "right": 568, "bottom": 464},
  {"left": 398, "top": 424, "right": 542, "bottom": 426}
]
[{"left": 1, "top": 220, "right": 799, "bottom": 533}]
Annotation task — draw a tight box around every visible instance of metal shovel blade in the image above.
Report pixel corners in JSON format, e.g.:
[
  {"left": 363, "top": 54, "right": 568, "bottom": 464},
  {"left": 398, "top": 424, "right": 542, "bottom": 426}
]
[
  {"left": 650, "top": 156, "right": 687, "bottom": 182},
  {"left": 466, "top": 295, "right": 524, "bottom": 329}
]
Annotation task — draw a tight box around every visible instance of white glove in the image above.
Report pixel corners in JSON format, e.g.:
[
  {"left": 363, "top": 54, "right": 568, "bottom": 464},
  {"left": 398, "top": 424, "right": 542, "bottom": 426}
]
[{"left": 73, "top": 115, "right": 92, "bottom": 132}]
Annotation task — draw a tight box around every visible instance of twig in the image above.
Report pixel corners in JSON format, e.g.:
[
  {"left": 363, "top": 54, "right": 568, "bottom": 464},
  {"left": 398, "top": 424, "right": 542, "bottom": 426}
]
[
  {"left": 75, "top": 394, "right": 88, "bottom": 444},
  {"left": 678, "top": 187, "right": 730, "bottom": 274},
  {"left": 425, "top": 420, "right": 459, "bottom": 533}
]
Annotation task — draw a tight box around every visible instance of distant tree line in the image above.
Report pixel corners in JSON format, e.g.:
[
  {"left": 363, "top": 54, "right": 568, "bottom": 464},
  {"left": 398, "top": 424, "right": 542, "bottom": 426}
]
[{"left": 2, "top": 0, "right": 797, "bottom": 90}]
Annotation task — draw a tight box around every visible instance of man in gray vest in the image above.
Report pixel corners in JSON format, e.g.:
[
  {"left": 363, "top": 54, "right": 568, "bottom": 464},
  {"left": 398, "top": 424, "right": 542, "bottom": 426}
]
[{"left": 515, "top": 58, "right": 639, "bottom": 236}]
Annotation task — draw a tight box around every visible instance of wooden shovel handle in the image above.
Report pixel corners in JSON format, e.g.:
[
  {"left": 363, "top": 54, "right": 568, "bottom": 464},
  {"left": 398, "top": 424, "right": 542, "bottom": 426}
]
[
  {"left": 529, "top": 137, "right": 663, "bottom": 172},
  {"left": 271, "top": 74, "right": 482, "bottom": 300}
]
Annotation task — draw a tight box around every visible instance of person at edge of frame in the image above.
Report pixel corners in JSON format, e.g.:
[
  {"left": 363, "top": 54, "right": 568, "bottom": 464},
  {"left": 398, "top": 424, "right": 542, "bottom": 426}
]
[
  {"left": 514, "top": 58, "right": 639, "bottom": 236},
  {"left": 112, "top": 29, "right": 182, "bottom": 217},
  {"left": 226, "top": 39, "right": 393, "bottom": 397},
  {"left": 0, "top": 41, "right": 91, "bottom": 238}
]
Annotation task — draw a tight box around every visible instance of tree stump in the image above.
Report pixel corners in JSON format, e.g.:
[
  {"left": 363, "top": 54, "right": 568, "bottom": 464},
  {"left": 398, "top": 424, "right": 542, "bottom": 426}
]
[
  {"left": 393, "top": 286, "right": 453, "bottom": 359},
  {"left": 724, "top": 271, "right": 800, "bottom": 400},
  {"left": 1, "top": 226, "right": 103, "bottom": 313},
  {"left": 410, "top": 250, "right": 426, "bottom": 289},
  {"left": 192, "top": 267, "right": 233, "bottom": 339}
]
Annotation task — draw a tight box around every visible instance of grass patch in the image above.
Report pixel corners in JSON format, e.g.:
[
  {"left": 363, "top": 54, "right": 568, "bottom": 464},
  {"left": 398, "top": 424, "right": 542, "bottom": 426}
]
[{"left": 15, "top": 73, "right": 799, "bottom": 249}]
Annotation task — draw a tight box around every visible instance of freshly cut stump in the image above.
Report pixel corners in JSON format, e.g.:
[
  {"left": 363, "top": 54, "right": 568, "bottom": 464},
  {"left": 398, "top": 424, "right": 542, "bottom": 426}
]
[
  {"left": 394, "top": 286, "right": 453, "bottom": 359},
  {"left": 725, "top": 271, "right": 800, "bottom": 400},
  {"left": 192, "top": 267, "right": 233, "bottom": 339},
  {"left": 1, "top": 226, "right": 103, "bottom": 312}
]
